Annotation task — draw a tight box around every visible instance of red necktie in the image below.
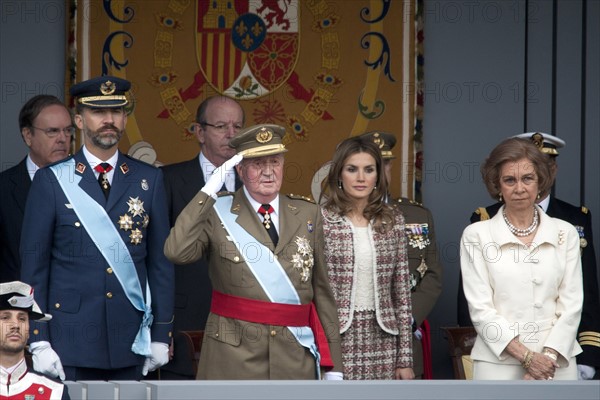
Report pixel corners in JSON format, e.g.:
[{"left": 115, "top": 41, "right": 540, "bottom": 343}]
[
  {"left": 258, "top": 204, "right": 278, "bottom": 246},
  {"left": 94, "top": 163, "right": 113, "bottom": 198}
]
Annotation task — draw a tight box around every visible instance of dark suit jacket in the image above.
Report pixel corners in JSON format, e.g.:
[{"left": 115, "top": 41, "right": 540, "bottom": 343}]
[
  {"left": 20, "top": 149, "right": 174, "bottom": 370},
  {"left": 0, "top": 158, "right": 30, "bottom": 282},
  {"left": 160, "top": 155, "right": 241, "bottom": 377},
  {"left": 460, "top": 198, "right": 600, "bottom": 368}
]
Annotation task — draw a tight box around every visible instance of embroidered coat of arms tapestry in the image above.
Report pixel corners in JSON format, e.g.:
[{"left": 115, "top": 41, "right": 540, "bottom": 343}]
[{"left": 67, "top": 0, "right": 424, "bottom": 200}]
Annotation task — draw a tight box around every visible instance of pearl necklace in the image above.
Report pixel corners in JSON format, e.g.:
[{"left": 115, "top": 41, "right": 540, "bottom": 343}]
[{"left": 502, "top": 207, "right": 539, "bottom": 237}]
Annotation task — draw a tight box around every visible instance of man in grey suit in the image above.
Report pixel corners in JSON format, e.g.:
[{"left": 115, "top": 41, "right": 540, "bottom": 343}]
[
  {"left": 0, "top": 95, "right": 72, "bottom": 282},
  {"left": 160, "top": 95, "right": 244, "bottom": 378}
]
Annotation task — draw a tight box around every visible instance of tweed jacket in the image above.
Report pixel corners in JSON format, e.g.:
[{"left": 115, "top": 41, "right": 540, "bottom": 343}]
[
  {"left": 461, "top": 206, "right": 583, "bottom": 367},
  {"left": 164, "top": 189, "right": 343, "bottom": 379},
  {"left": 320, "top": 206, "right": 412, "bottom": 367}
]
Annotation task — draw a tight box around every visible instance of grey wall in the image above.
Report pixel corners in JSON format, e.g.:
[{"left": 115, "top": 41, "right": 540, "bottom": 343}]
[
  {"left": 0, "top": 0, "right": 66, "bottom": 171},
  {"left": 1, "top": 0, "right": 598, "bottom": 380},
  {"left": 424, "top": 0, "right": 600, "bottom": 378}
]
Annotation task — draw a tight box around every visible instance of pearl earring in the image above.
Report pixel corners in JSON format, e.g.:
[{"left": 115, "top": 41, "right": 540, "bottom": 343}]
[
  {"left": 338, "top": 180, "right": 342, "bottom": 189},
  {"left": 498, "top": 193, "right": 503, "bottom": 202}
]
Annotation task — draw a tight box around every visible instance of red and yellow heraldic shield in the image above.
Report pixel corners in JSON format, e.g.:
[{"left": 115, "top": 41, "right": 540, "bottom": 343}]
[{"left": 196, "top": 0, "right": 299, "bottom": 98}]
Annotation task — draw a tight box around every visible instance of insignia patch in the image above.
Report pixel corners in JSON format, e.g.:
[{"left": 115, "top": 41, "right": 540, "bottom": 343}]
[
  {"left": 307, "top": 220, "right": 314, "bottom": 233},
  {"left": 76, "top": 162, "right": 86, "bottom": 174},
  {"left": 120, "top": 163, "right": 129, "bottom": 174},
  {"left": 141, "top": 179, "right": 149, "bottom": 191}
]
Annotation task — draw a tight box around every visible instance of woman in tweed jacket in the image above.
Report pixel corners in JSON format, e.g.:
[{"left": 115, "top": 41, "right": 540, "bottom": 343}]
[{"left": 320, "top": 136, "right": 414, "bottom": 380}]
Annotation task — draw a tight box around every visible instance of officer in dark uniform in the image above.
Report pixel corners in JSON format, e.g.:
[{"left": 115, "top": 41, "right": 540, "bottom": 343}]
[
  {"left": 20, "top": 76, "right": 174, "bottom": 381},
  {"left": 361, "top": 131, "right": 443, "bottom": 379},
  {"left": 458, "top": 132, "right": 600, "bottom": 380}
]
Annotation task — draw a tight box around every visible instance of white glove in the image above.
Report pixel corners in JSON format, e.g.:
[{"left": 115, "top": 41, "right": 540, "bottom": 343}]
[
  {"left": 323, "top": 371, "right": 343, "bottom": 380},
  {"left": 142, "top": 342, "right": 169, "bottom": 376},
  {"left": 201, "top": 153, "right": 243, "bottom": 197},
  {"left": 577, "top": 364, "right": 596, "bottom": 380},
  {"left": 29, "top": 341, "right": 65, "bottom": 381}
]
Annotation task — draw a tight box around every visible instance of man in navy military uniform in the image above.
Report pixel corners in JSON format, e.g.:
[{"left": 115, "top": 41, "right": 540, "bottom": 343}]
[
  {"left": 458, "top": 132, "right": 600, "bottom": 380},
  {"left": 20, "top": 76, "right": 174, "bottom": 381}
]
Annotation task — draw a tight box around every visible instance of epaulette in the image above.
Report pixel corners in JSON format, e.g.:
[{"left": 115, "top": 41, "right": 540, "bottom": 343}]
[
  {"left": 474, "top": 207, "right": 490, "bottom": 220},
  {"left": 397, "top": 197, "right": 424, "bottom": 207},
  {"left": 287, "top": 193, "right": 315, "bottom": 203},
  {"left": 581, "top": 206, "right": 589, "bottom": 214}
]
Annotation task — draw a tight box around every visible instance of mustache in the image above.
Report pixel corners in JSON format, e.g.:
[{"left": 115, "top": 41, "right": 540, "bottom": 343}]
[{"left": 99, "top": 124, "right": 119, "bottom": 132}]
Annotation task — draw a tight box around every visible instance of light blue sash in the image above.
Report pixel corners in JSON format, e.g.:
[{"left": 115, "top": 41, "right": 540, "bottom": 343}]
[
  {"left": 50, "top": 159, "right": 152, "bottom": 357},
  {"left": 214, "top": 196, "right": 321, "bottom": 376}
]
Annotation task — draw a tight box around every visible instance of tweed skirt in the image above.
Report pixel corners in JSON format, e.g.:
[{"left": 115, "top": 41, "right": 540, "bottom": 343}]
[{"left": 341, "top": 310, "right": 397, "bottom": 380}]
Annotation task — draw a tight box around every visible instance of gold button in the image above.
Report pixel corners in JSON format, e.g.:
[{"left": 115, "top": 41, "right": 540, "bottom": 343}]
[
  {"left": 106, "top": 267, "right": 113, "bottom": 274},
  {"left": 55, "top": 303, "right": 60, "bottom": 309},
  {"left": 270, "top": 330, "right": 277, "bottom": 337},
  {"left": 74, "top": 222, "right": 81, "bottom": 227},
  {"left": 106, "top": 292, "right": 113, "bottom": 299},
  {"left": 199, "top": 200, "right": 204, "bottom": 205},
  {"left": 33, "top": 329, "right": 39, "bottom": 335},
  {"left": 215, "top": 333, "right": 219, "bottom": 338},
  {"left": 233, "top": 256, "right": 240, "bottom": 262}
]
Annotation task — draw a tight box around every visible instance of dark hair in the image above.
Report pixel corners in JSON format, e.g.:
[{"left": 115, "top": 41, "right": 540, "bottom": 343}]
[
  {"left": 322, "top": 136, "right": 393, "bottom": 232},
  {"left": 19, "top": 95, "right": 68, "bottom": 131},
  {"left": 481, "top": 138, "right": 554, "bottom": 199},
  {"left": 195, "top": 95, "right": 245, "bottom": 124}
]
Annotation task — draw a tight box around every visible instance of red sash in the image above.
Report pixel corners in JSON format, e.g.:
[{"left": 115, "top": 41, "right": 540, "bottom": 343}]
[
  {"left": 210, "top": 290, "right": 333, "bottom": 368},
  {"left": 421, "top": 319, "right": 433, "bottom": 379}
]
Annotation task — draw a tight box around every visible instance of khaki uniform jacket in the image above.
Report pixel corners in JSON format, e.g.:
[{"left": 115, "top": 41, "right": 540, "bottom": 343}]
[
  {"left": 164, "top": 189, "right": 343, "bottom": 379},
  {"left": 395, "top": 198, "right": 443, "bottom": 376}
]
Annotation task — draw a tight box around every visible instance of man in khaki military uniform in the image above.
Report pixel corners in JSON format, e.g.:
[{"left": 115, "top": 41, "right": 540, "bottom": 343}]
[
  {"left": 361, "top": 131, "right": 443, "bottom": 379},
  {"left": 164, "top": 124, "right": 343, "bottom": 380}
]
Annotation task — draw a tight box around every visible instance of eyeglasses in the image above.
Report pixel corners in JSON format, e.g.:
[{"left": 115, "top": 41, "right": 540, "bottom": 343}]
[
  {"left": 31, "top": 126, "right": 76, "bottom": 138},
  {"left": 200, "top": 122, "right": 243, "bottom": 133}
]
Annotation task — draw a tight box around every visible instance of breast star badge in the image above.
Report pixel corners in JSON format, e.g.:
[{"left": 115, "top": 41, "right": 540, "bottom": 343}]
[
  {"left": 118, "top": 214, "right": 133, "bottom": 230},
  {"left": 127, "top": 196, "right": 145, "bottom": 217},
  {"left": 129, "top": 228, "right": 143, "bottom": 245}
]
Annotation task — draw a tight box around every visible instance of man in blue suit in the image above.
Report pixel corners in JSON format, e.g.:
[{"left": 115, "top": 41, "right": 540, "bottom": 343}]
[{"left": 20, "top": 76, "right": 174, "bottom": 381}]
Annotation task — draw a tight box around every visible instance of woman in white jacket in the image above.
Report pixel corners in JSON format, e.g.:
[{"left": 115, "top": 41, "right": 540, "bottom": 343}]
[{"left": 461, "top": 138, "right": 583, "bottom": 380}]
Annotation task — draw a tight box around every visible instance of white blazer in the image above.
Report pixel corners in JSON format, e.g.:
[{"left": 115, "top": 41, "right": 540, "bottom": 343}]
[{"left": 460, "top": 205, "right": 583, "bottom": 367}]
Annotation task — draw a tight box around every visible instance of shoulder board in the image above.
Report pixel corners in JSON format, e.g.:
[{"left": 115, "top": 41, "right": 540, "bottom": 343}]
[
  {"left": 217, "top": 191, "right": 234, "bottom": 197},
  {"left": 396, "top": 197, "right": 424, "bottom": 207},
  {"left": 581, "top": 206, "right": 589, "bottom": 214},
  {"left": 287, "top": 193, "right": 315, "bottom": 203},
  {"left": 474, "top": 207, "right": 490, "bottom": 220}
]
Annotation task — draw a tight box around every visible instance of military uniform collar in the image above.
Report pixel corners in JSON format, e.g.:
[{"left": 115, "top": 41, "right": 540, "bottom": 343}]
[
  {"left": 0, "top": 358, "right": 27, "bottom": 386},
  {"left": 242, "top": 186, "right": 279, "bottom": 215}
]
